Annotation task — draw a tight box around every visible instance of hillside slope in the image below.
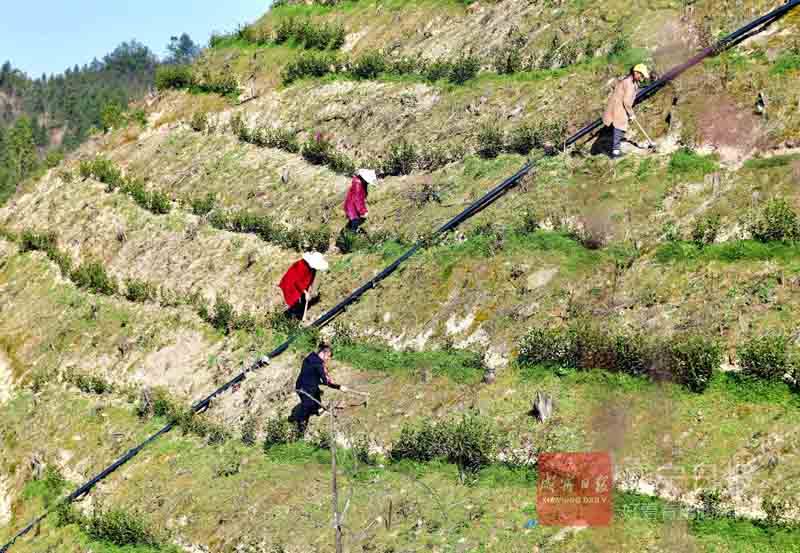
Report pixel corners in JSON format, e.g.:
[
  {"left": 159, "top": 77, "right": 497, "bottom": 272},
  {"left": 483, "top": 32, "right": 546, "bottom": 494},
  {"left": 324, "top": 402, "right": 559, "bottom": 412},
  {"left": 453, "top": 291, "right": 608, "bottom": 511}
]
[{"left": 2, "top": 1, "right": 800, "bottom": 552}]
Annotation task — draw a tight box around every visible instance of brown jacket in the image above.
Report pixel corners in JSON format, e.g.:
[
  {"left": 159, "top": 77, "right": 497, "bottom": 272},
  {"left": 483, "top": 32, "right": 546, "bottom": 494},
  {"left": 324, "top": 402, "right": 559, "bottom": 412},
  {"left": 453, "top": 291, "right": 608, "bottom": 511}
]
[{"left": 602, "top": 75, "right": 638, "bottom": 131}]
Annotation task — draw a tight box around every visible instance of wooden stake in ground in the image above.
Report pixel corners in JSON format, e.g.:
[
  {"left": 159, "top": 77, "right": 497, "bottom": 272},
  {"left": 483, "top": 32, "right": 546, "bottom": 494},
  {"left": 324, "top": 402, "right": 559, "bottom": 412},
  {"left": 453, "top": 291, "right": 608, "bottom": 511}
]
[{"left": 330, "top": 399, "right": 344, "bottom": 553}]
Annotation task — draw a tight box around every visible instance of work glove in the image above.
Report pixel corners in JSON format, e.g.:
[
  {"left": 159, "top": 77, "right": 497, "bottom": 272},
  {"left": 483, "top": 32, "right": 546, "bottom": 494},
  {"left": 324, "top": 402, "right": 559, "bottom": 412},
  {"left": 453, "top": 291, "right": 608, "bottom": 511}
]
[
  {"left": 339, "top": 385, "right": 349, "bottom": 392},
  {"left": 259, "top": 355, "right": 270, "bottom": 366},
  {"left": 629, "top": 114, "right": 637, "bottom": 121}
]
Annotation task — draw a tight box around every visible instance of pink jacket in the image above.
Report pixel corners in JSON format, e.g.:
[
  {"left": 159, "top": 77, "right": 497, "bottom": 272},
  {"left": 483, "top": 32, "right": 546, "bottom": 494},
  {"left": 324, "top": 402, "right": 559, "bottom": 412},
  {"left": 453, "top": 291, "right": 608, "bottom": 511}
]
[{"left": 343, "top": 176, "right": 367, "bottom": 221}]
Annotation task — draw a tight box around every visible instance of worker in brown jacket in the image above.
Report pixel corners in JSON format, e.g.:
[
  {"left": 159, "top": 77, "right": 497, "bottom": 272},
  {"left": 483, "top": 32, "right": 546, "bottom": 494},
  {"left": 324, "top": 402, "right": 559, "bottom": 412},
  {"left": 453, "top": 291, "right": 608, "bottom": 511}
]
[{"left": 602, "top": 64, "right": 650, "bottom": 159}]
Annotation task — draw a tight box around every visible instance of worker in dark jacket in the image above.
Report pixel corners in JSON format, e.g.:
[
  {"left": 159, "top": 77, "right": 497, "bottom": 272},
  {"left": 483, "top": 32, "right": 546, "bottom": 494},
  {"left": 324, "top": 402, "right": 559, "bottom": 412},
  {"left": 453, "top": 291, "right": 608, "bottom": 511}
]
[
  {"left": 278, "top": 252, "right": 329, "bottom": 321},
  {"left": 288, "top": 343, "right": 347, "bottom": 434}
]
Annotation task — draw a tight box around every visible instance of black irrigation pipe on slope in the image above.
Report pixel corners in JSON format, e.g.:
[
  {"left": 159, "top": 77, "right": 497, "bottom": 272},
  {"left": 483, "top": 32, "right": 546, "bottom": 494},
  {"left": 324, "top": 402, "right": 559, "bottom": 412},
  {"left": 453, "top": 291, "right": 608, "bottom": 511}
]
[{"left": 3, "top": 2, "right": 799, "bottom": 551}]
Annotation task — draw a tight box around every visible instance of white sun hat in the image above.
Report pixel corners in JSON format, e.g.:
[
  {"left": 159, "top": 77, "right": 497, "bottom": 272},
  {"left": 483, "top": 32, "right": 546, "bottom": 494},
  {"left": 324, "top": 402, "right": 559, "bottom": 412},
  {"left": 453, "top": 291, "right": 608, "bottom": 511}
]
[
  {"left": 302, "top": 252, "right": 329, "bottom": 272},
  {"left": 356, "top": 168, "right": 378, "bottom": 185}
]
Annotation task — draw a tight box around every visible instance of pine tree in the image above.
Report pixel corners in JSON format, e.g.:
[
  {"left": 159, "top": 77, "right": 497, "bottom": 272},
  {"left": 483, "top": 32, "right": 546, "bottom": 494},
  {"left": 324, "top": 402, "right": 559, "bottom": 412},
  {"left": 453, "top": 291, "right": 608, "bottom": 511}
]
[{"left": 7, "top": 115, "right": 37, "bottom": 183}]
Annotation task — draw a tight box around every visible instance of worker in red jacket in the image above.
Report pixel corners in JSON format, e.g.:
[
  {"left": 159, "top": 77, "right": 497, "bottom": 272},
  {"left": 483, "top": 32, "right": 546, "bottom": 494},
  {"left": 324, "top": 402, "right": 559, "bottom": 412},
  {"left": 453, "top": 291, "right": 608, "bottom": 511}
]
[
  {"left": 278, "top": 252, "right": 329, "bottom": 321},
  {"left": 343, "top": 168, "right": 378, "bottom": 232}
]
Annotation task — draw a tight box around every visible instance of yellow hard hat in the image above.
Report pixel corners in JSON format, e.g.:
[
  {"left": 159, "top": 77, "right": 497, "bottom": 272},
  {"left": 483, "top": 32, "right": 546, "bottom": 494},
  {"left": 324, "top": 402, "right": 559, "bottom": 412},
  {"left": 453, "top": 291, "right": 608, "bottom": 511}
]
[{"left": 633, "top": 64, "right": 650, "bottom": 80}]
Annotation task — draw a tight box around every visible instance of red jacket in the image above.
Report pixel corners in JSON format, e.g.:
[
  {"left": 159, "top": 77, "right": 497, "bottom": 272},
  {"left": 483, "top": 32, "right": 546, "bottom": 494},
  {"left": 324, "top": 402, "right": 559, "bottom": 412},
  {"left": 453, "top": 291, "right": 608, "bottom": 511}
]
[
  {"left": 343, "top": 176, "right": 368, "bottom": 221},
  {"left": 279, "top": 259, "right": 315, "bottom": 307}
]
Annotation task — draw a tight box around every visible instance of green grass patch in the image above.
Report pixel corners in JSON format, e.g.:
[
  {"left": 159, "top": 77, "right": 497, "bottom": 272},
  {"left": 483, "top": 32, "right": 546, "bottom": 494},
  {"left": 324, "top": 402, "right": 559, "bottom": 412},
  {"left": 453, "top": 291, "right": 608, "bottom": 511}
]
[
  {"left": 433, "top": 229, "right": 604, "bottom": 279},
  {"left": 655, "top": 240, "right": 800, "bottom": 264},
  {"left": 709, "top": 372, "right": 799, "bottom": 407},
  {"left": 21, "top": 465, "right": 67, "bottom": 508},
  {"left": 334, "top": 342, "right": 485, "bottom": 384},
  {"left": 771, "top": 48, "right": 800, "bottom": 75},
  {"left": 668, "top": 147, "right": 719, "bottom": 179},
  {"left": 376, "top": 239, "right": 413, "bottom": 262},
  {"left": 690, "top": 513, "right": 800, "bottom": 552},
  {"left": 743, "top": 153, "right": 800, "bottom": 170},
  {"left": 262, "top": 441, "right": 327, "bottom": 464}
]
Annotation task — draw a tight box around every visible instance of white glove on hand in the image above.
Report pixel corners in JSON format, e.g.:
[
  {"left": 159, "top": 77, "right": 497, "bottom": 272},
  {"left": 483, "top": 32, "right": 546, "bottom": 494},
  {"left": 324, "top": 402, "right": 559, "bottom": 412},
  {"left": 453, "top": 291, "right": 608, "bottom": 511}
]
[
  {"left": 629, "top": 114, "right": 636, "bottom": 121},
  {"left": 259, "top": 355, "right": 270, "bottom": 365},
  {"left": 339, "top": 385, "right": 349, "bottom": 392}
]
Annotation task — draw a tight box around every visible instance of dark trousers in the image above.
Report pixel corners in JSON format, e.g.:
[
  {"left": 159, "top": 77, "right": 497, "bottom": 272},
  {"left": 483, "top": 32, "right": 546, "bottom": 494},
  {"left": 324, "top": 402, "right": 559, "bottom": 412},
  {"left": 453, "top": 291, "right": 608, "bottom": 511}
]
[
  {"left": 288, "top": 389, "right": 322, "bottom": 434},
  {"left": 347, "top": 217, "right": 365, "bottom": 232},
  {"left": 610, "top": 125, "right": 625, "bottom": 157},
  {"left": 286, "top": 295, "right": 308, "bottom": 320}
]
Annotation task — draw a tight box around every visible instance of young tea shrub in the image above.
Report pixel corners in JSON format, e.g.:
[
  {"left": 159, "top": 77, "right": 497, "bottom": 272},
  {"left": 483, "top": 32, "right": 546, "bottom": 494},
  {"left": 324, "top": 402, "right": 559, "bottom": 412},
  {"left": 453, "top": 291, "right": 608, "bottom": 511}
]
[
  {"left": 71, "top": 261, "right": 118, "bottom": 296},
  {"left": 190, "top": 192, "right": 217, "bottom": 216},
  {"left": 155, "top": 64, "right": 194, "bottom": 90},
  {"left": 738, "top": 334, "right": 797, "bottom": 382},
  {"left": 282, "top": 52, "right": 336, "bottom": 85},
  {"left": 352, "top": 433, "right": 374, "bottom": 465},
  {"left": 326, "top": 150, "right": 356, "bottom": 175},
  {"left": 476, "top": 123, "right": 505, "bottom": 159},
  {"left": 423, "top": 60, "right": 453, "bottom": 82},
  {"left": 209, "top": 295, "right": 237, "bottom": 334},
  {"left": 130, "top": 108, "right": 147, "bottom": 128},
  {"left": 518, "top": 326, "right": 577, "bottom": 368},
  {"left": 390, "top": 418, "right": 448, "bottom": 463},
  {"left": 383, "top": 139, "right": 418, "bottom": 176},
  {"left": 86, "top": 508, "right": 160, "bottom": 547},
  {"left": 263, "top": 413, "right": 298, "bottom": 450},
  {"left": 386, "top": 57, "right": 418, "bottom": 76},
  {"left": 665, "top": 335, "right": 721, "bottom": 393},
  {"left": 492, "top": 32, "right": 526, "bottom": 75},
  {"left": 241, "top": 415, "right": 258, "bottom": 446},
  {"left": 390, "top": 414, "right": 498, "bottom": 473},
  {"left": 510, "top": 119, "right": 566, "bottom": 154},
  {"left": 349, "top": 50, "right": 387, "bottom": 80},
  {"left": 508, "top": 123, "right": 539, "bottom": 155},
  {"left": 274, "top": 18, "right": 297, "bottom": 44},
  {"left": 124, "top": 278, "right": 157, "bottom": 303},
  {"left": 19, "top": 230, "right": 58, "bottom": 254},
  {"left": 336, "top": 227, "right": 371, "bottom": 253},
  {"left": 447, "top": 55, "right": 481, "bottom": 84},
  {"left": 80, "top": 157, "right": 124, "bottom": 190},
  {"left": 54, "top": 502, "right": 83, "bottom": 527},
  {"left": 610, "top": 332, "right": 650, "bottom": 377},
  {"left": 690, "top": 214, "right": 721, "bottom": 247},
  {"left": 302, "top": 132, "right": 334, "bottom": 165},
  {"left": 748, "top": 198, "right": 800, "bottom": 243},
  {"left": 100, "top": 102, "right": 125, "bottom": 132},
  {"left": 229, "top": 113, "right": 248, "bottom": 141},
  {"left": 67, "top": 371, "right": 114, "bottom": 395},
  {"left": 250, "top": 126, "right": 300, "bottom": 153},
  {"left": 196, "top": 70, "right": 239, "bottom": 97},
  {"left": 190, "top": 111, "right": 208, "bottom": 132},
  {"left": 146, "top": 189, "right": 171, "bottom": 214},
  {"left": 274, "top": 18, "right": 345, "bottom": 50},
  {"left": 304, "top": 225, "right": 331, "bottom": 253}
]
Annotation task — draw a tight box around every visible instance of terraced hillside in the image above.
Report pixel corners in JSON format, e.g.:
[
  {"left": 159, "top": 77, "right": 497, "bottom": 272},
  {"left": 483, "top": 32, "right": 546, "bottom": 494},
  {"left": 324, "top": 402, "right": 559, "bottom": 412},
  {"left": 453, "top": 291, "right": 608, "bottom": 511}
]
[{"left": 2, "top": 1, "right": 800, "bottom": 552}]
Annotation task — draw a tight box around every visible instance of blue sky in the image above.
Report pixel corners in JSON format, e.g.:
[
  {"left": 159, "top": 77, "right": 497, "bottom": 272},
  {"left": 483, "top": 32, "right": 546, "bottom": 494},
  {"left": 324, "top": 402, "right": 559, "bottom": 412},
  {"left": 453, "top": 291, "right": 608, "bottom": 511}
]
[{"left": 0, "top": 1, "right": 270, "bottom": 77}]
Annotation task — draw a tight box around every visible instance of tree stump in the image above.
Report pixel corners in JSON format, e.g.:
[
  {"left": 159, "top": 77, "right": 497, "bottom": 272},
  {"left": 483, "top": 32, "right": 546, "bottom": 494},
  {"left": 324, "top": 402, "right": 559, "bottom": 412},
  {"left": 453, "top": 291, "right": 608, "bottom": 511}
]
[{"left": 532, "top": 391, "right": 554, "bottom": 422}]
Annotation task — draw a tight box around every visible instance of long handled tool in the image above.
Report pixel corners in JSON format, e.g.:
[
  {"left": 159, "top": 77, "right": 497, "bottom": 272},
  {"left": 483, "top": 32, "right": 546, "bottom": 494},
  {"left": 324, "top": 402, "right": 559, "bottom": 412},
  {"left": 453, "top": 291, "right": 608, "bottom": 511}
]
[{"left": 632, "top": 118, "right": 657, "bottom": 151}]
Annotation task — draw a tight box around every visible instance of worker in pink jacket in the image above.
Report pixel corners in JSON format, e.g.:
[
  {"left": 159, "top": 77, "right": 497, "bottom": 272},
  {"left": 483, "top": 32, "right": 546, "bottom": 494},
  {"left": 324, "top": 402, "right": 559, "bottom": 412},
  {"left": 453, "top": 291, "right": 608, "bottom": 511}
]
[{"left": 343, "top": 168, "right": 377, "bottom": 232}]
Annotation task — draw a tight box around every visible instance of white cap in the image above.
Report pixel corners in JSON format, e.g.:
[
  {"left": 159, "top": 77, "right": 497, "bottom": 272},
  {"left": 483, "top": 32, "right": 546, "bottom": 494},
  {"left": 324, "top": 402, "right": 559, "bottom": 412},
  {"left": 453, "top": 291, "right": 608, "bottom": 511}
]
[
  {"left": 302, "top": 252, "right": 329, "bottom": 271},
  {"left": 356, "top": 168, "right": 377, "bottom": 185}
]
